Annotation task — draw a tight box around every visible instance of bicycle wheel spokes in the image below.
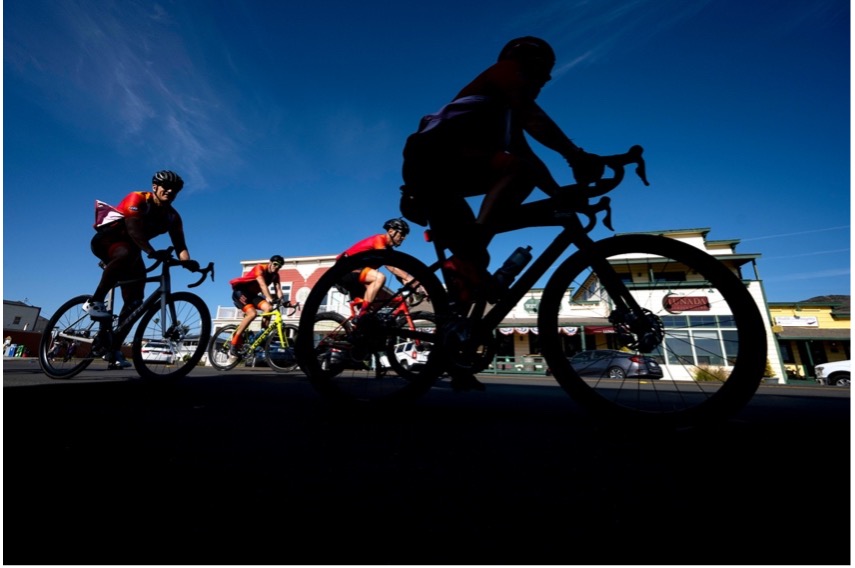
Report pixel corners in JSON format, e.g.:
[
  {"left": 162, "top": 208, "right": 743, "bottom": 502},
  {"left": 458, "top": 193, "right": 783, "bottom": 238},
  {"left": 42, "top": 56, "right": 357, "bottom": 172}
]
[
  {"left": 295, "top": 250, "right": 449, "bottom": 405},
  {"left": 207, "top": 325, "right": 241, "bottom": 371},
  {"left": 539, "top": 234, "right": 766, "bottom": 426},
  {"left": 132, "top": 291, "right": 211, "bottom": 382},
  {"left": 265, "top": 324, "right": 299, "bottom": 373},
  {"left": 38, "top": 295, "right": 98, "bottom": 379}
]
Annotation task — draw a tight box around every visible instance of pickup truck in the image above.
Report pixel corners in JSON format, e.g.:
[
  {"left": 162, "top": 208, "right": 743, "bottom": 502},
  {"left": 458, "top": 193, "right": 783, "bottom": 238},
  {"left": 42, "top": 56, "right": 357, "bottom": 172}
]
[{"left": 814, "top": 360, "right": 850, "bottom": 386}]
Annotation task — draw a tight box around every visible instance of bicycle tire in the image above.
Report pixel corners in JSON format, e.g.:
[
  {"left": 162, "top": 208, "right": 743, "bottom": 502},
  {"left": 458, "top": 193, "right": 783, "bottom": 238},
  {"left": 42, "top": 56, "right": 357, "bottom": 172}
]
[
  {"left": 265, "top": 323, "right": 300, "bottom": 373},
  {"left": 38, "top": 295, "right": 98, "bottom": 379},
  {"left": 538, "top": 234, "right": 766, "bottom": 427},
  {"left": 132, "top": 291, "right": 211, "bottom": 382},
  {"left": 207, "top": 324, "right": 242, "bottom": 371},
  {"left": 295, "top": 250, "right": 449, "bottom": 406}
]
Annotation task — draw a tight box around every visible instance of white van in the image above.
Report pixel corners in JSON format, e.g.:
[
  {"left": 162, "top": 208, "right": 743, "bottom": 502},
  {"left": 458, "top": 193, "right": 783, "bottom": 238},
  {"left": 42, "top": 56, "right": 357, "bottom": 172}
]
[{"left": 378, "top": 342, "right": 430, "bottom": 370}]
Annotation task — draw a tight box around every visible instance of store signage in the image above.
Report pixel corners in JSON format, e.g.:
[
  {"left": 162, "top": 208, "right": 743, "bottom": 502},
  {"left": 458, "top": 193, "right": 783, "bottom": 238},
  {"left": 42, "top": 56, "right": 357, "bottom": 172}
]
[
  {"left": 524, "top": 298, "right": 540, "bottom": 314},
  {"left": 663, "top": 295, "right": 710, "bottom": 313},
  {"left": 774, "top": 316, "right": 818, "bottom": 327}
]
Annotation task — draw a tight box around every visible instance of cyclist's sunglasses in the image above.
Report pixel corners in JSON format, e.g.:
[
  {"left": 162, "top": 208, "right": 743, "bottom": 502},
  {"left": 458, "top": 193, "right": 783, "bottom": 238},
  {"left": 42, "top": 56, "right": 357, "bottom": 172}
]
[
  {"left": 157, "top": 183, "right": 182, "bottom": 192},
  {"left": 271, "top": 262, "right": 283, "bottom": 268}
]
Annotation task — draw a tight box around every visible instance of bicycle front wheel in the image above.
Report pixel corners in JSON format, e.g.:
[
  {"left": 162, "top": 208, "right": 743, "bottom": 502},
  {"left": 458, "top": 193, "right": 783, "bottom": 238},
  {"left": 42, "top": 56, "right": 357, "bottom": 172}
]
[
  {"left": 295, "top": 250, "right": 449, "bottom": 406},
  {"left": 265, "top": 324, "right": 299, "bottom": 373},
  {"left": 207, "top": 324, "right": 242, "bottom": 371},
  {"left": 132, "top": 291, "right": 211, "bottom": 382},
  {"left": 539, "top": 234, "right": 766, "bottom": 427},
  {"left": 38, "top": 295, "right": 98, "bottom": 379}
]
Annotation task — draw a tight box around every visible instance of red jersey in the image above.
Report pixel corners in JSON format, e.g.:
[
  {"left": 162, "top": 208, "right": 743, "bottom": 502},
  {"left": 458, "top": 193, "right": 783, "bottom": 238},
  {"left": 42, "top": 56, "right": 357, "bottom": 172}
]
[
  {"left": 338, "top": 234, "right": 389, "bottom": 259},
  {"left": 115, "top": 191, "right": 183, "bottom": 239},
  {"left": 229, "top": 263, "right": 280, "bottom": 294}
]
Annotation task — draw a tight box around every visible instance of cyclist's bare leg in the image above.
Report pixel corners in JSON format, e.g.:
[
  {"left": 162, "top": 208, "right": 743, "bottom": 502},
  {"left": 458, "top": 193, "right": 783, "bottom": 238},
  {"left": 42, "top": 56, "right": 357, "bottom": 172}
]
[
  {"left": 233, "top": 305, "right": 258, "bottom": 347},
  {"left": 360, "top": 269, "right": 387, "bottom": 307}
]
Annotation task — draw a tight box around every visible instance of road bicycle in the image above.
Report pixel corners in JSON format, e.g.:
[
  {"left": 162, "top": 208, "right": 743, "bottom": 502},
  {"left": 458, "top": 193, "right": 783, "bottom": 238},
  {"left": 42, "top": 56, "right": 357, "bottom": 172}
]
[
  {"left": 39, "top": 248, "right": 215, "bottom": 382},
  {"left": 207, "top": 299, "right": 301, "bottom": 373},
  {"left": 296, "top": 145, "right": 767, "bottom": 427},
  {"left": 312, "top": 288, "right": 436, "bottom": 383}
]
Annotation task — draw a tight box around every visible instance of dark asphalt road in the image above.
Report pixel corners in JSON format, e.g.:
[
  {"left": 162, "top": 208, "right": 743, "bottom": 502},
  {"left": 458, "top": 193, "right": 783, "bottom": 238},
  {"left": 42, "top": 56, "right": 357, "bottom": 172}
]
[{"left": 3, "top": 362, "right": 850, "bottom": 565}]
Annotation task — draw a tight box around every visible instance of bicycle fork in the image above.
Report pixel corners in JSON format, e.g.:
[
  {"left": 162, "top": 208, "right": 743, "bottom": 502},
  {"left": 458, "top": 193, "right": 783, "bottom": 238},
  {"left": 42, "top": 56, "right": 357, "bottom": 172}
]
[{"left": 587, "top": 254, "right": 665, "bottom": 353}]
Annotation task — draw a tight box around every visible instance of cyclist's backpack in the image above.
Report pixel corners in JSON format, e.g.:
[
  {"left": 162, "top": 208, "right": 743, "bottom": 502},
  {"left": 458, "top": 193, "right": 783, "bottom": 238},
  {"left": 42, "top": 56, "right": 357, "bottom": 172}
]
[{"left": 94, "top": 200, "right": 124, "bottom": 230}]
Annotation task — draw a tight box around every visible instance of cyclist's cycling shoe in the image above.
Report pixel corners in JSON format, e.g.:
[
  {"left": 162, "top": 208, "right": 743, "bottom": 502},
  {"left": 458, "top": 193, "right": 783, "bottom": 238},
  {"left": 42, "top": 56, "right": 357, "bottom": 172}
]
[
  {"left": 229, "top": 343, "right": 241, "bottom": 357},
  {"left": 83, "top": 300, "right": 111, "bottom": 320},
  {"left": 449, "top": 371, "right": 486, "bottom": 392},
  {"left": 104, "top": 351, "right": 132, "bottom": 369}
]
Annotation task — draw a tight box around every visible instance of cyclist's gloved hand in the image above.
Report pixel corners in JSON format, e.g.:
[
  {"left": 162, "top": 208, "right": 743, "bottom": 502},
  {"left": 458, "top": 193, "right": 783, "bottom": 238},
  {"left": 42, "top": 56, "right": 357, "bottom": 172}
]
[
  {"left": 183, "top": 259, "right": 200, "bottom": 272},
  {"left": 567, "top": 150, "right": 605, "bottom": 186},
  {"left": 147, "top": 249, "right": 173, "bottom": 262}
]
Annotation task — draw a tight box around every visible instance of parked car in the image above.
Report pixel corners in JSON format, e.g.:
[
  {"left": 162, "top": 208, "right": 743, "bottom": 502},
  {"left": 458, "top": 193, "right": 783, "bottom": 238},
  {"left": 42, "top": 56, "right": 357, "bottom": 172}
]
[
  {"left": 814, "top": 360, "right": 850, "bottom": 386},
  {"left": 378, "top": 342, "right": 430, "bottom": 370},
  {"left": 140, "top": 341, "right": 175, "bottom": 364},
  {"left": 568, "top": 349, "right": 663, "bottom": 380}
]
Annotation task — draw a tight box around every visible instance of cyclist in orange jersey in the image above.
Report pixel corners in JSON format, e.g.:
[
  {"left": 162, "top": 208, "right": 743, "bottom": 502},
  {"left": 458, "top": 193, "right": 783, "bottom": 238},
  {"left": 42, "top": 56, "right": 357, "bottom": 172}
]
[
  {"left": 337, "top": 218, "right": 421, "bottom": 313},
  {"left": 228, "top": 255, "right": 285, "bottom": 357}
]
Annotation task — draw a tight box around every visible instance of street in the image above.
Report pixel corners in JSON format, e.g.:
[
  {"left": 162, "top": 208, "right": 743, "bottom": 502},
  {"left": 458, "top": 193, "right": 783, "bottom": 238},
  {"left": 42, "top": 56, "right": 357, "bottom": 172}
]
[{"left": 3, "top": 359, "right": 850, "bottom": 565}]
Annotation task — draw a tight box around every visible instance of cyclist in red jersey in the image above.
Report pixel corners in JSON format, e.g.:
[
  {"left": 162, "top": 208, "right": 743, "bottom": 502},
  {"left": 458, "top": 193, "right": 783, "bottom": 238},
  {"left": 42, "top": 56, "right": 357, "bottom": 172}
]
[
  {"left": 401, "top": 36, "right": 603, "bottom": 303},
  {"left": 228, "top": 255, "right": 286, "bottom": 357},
  {"left": 85, "top": 170, "right": 198, "bottom": 368},
  {"left": 87, "top": 170, "right": 197, "bottom": 320},
  {"left": 337, "top": 218, "right": 421, "bottom": 312}
]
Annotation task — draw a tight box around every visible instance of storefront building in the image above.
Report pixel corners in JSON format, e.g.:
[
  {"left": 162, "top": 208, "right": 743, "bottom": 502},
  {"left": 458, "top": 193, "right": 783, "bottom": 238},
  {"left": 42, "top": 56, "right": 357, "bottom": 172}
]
[{"left": 768, "top": 297, "right": 850, "bottom": 380}]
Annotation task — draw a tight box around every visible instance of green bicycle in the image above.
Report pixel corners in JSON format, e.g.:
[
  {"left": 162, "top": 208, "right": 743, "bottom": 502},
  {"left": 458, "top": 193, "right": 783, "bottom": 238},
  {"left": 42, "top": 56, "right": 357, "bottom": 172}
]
[{"left": 207, "top": 299, "right": 300, "bottom": 373}]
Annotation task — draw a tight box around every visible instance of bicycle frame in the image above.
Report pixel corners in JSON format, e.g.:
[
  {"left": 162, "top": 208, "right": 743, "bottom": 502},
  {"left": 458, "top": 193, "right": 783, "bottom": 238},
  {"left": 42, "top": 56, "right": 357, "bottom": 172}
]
[
  {"left": 346, "top": 290, "right": 429, "bottom": 346},
  {"left": 57, "top": 252, "right": 214, "bottom": 358},
  {"left": 417, "top": 147, "right": 651, "bottom": 343},
  {"left": 235, "top": 302, "right": 300, "bottom": 353}
]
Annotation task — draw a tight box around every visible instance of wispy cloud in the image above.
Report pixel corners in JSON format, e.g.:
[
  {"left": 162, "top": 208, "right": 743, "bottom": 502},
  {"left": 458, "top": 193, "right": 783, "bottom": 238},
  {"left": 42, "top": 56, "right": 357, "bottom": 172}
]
[
  {"left": 516, "top": 0, "right": 715, "bottom": 76},
  {"left": 766, "top": 268, "right": 850, "bottom": 282},
  {"left": 741, "top": 226, "right": 850, "bottom": 242},
  {"left": 5, "top": 0, "right": 242, "bottom": 191},
  {"left": 763, "top": 248, "right": 850, "bottom": 260}
]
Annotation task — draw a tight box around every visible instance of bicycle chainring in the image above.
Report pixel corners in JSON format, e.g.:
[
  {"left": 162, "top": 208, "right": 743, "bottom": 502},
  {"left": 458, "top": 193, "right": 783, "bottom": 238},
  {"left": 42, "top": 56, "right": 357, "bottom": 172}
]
[{"left": 440, "top": 318, "right": 496, "bottom": 374}]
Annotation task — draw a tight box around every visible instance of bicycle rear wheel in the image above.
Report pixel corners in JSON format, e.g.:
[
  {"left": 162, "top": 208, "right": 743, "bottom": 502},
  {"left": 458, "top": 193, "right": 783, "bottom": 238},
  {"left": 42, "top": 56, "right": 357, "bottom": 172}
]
[
  {"left": 295, "top": 250, "right": 449, "bottom": 406},
  {"left": 265, "top": 324, "right": 299, "bottom": 373},
  {"left": 539, "top": 234, "right": 766, "bottom": 427},
  {"left": 207, "top": 324, "right": 242, "bottom": 371},
  {"left": 38, "top": 295, "right": 98, "bottom": 379},
  {"left": 132, "top": 291, "right": 211, "bottom": 382}
]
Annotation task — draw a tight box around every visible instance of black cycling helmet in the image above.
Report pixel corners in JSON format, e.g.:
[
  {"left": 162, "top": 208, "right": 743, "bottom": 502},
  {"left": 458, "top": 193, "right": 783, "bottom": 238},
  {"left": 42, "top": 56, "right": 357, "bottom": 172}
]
[
  {"left": 152, "top": 170, "right": 184, "bottom": 190},
  {"left": 270, "top": 254, "right": 285, "bottom": 265},
  {"left": 497, "top": 36, "right": 555, "bottom": 66},
  {"left": 383, "top": 217, "right": 410, "bottom": 236}
]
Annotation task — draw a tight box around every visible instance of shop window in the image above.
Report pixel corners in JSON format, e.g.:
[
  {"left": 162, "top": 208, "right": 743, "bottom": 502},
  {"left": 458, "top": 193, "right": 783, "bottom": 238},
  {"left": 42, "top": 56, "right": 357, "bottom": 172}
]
[
  {"left": 496, "top": 333, "right": 514, "bottom": 357},
  {"left": 528, "top": 333, "right": 541, "bottom": 355},
  {"left": 653, "top": 271, "right": 686, "bottom": 283},
  {"left": 780, "top": 343, "right": 795, "bottom": 364}
]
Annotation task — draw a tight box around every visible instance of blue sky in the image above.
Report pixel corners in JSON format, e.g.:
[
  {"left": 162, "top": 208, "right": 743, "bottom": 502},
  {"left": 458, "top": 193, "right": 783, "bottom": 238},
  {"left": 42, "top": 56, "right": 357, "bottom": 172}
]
[{"left": 4, "top": 0, "right": 850, "bottom": 319}]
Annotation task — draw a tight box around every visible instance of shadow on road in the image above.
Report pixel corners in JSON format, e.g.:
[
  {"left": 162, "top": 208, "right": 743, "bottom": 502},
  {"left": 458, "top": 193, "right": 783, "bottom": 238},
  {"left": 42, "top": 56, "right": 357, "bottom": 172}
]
[{"left": 4, "top": 372, "right": 849, "bottom": 565}]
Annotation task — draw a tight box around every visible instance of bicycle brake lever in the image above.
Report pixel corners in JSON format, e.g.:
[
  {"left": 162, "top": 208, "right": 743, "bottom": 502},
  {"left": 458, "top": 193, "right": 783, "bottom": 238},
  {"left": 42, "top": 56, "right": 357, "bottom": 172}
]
[{"left": 628, "top": 145, "right": 650, "bottom": 186}]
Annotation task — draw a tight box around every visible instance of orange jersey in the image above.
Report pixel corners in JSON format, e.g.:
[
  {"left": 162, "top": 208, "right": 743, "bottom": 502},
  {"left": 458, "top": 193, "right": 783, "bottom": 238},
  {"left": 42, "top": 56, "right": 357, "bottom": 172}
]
[
  {"left": 229, "top": 263, "right": 280, "bottom": 295},
  {"left": 338, "top": 234, "right": 389, "bottom": 259},
  {"left": 115, "top": 191, "right": 183, "bottom": 239}
]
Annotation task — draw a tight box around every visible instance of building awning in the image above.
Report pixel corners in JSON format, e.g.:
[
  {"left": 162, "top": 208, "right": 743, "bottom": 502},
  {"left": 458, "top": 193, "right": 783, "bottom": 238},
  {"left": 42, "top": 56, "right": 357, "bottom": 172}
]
[{"left": 775, "top": 328, "right": 851, "bottom": 341}]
